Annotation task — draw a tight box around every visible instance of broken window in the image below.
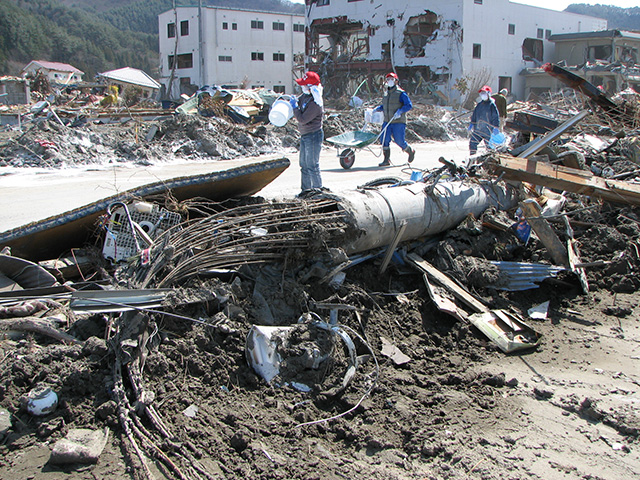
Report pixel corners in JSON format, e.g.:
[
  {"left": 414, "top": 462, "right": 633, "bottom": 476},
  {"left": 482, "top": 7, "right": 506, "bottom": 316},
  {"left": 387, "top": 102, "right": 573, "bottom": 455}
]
[
  {"left": 180, "top": 20, "right": 189, "bottom": 36},
  {"left": 251, "top": 20, "right": 264, "bottom": 30},
  {"left": 402, "top": 11, "right": 441, "bottom": 58},
  {"left": 251, "top": 52, "right": 264, "bottom": 61},
  {"left": 273, "top": 53, "right": 285, "bottom": 62},
  {"left": 167, "top": 23, "right": 176, "bottom": 38},
  {"left": 273, "top": 22, "right": 285, "bottom": 31},
  {"left": 588, "top": 45, "right": 612, "bottom": 61},
  {"left": 473, "top": 43, "right": 482, "bottom": 59},
  {"left": 168, "top": 54, "right": 193, "bottom": 69},
  {"left": 619, "top": 46, "right": 638, "bottom": 64},
  {"left": 508, "top": 24, "right": 515, "bottom": 35},
  {"left": 498, "top": 76, "right": 512, "bottom": 94},
  {"left": 522, "top": 38, "right": 543, "bottom": 64}
]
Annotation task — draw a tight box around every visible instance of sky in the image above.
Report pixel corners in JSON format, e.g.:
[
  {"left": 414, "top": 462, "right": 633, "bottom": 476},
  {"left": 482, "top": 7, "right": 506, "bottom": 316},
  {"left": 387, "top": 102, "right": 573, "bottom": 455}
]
[{"left": 288, "top": 0, "right": 638, "bottom": 9}]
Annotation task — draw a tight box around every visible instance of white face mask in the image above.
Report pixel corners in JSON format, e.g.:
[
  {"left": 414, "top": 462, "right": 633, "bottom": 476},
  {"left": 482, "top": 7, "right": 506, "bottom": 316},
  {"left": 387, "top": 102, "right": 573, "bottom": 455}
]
[
  {"left": 386, "top": 79, "right": 396, "bottom": 88},
  {"left": 301, "top": 85, "right": 310, "bottom": 94},
  {"left": 480, "top": 92, "right": 489, "bottom": 101}
]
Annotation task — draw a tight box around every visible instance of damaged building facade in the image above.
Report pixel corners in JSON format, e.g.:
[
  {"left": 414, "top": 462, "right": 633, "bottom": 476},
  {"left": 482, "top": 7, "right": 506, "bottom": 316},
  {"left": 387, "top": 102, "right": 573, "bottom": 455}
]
[
  {"left": 158, "top": 6, "right": 305, "bottom": 99},
  {"left": 303, "top": 0, "right": 606, "bottom": 104},
  {"left": 523, "top": 30, "right": 640, "bottom": 98}
]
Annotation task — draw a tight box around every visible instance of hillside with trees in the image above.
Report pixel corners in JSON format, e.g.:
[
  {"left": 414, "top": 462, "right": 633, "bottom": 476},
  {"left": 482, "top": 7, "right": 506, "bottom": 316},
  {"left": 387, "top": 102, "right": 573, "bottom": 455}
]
[
  {"left": 565, "top": 4, "right": 640, "bottom": 31},
  {"left": 0, "top": 0, "right": 303, "bottom": 79}
]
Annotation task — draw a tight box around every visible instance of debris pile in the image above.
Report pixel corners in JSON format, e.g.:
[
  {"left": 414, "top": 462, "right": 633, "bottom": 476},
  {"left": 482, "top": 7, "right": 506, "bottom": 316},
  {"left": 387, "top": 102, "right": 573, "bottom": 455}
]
[{"left": 1, "top": 65, "right": 639, "bottom": 479}]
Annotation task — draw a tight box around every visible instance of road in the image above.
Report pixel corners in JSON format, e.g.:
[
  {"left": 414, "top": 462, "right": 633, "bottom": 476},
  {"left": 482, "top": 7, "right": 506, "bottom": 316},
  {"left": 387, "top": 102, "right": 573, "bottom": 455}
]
[{"left": 0, "top": 140, "right": 471, "bottom": 232}]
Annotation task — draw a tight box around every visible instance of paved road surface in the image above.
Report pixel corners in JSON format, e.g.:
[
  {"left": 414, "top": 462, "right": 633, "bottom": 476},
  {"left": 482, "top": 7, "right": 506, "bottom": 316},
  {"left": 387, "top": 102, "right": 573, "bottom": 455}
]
[{"left": 0, "top": 140, "right": 471, "bottom": 232}]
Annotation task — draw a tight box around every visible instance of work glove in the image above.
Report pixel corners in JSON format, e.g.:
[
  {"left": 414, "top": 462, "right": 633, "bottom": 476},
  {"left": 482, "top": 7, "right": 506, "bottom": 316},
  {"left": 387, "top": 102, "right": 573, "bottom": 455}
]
[
  {"left": 391, "top": 111, "right": 401, "bottom": 121},
  {"left": 289, "top": 96, "right": 298, "bottom": 109},
  {"left": 493, "top": 128, "right": 500, "bottom": 135},
  {"left": 467, "top": 124, "right": 473, "bottom": 132}
]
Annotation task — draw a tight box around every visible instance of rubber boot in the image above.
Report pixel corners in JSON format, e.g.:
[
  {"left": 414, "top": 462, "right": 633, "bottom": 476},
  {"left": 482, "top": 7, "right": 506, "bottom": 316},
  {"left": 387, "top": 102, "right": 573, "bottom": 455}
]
[
  {"left": 379, "top": 147, "right": 391, "bottom": 167},
  {"left": 404, "top": 145, "right": 415, "bottom": 163}
]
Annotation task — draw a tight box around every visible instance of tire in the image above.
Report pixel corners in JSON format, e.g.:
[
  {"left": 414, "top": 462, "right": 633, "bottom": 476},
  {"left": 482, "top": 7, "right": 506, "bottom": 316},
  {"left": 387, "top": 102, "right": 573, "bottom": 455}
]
[
  {"left": 339, "top": 148, "right": 356, "bottom": 169},
  {"left": 359, "top": 176, "right": 403, "bottom": 188}
]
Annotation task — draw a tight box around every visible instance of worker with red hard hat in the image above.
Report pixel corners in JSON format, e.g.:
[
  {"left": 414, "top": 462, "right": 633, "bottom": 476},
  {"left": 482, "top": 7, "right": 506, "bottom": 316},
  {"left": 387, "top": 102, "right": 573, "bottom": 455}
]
[
  {"left": 372, "top": 72, "right": 415, "bottom": 167},
  {"left": 289, "top": 71, "right": 325, "bottom": 196},
  {"left": 468, "top": 85, "right": 500, "bottom": 155}
]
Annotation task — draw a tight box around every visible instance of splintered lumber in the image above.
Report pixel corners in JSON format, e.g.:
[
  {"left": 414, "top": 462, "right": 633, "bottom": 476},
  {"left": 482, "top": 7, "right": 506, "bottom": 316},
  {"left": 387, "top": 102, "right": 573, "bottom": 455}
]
[
  {"left": 520, "top": 199, "right": 569, "bottom": 267},
  {"left": 488, "top": 155, "right": 640, "bottom": 206},
  {"left": 407, "top": 253, "right": 489, "bottom": 313}
]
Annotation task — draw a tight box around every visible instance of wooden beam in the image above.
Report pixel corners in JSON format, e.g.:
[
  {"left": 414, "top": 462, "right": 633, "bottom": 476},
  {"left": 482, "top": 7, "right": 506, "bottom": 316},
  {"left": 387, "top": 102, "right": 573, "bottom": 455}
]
[
  {"left": 488, "top": 155, "right": 640, "bottom": 205},
  {"left": 520, "top": 199, "right": 569, "bottom": 267}
]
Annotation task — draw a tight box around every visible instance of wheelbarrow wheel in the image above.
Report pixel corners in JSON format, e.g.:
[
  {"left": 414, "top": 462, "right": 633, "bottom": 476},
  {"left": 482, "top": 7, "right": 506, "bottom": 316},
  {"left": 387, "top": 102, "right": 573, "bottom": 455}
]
[{"left": 339, "top": 149, "right": 356, "bottom": 169}]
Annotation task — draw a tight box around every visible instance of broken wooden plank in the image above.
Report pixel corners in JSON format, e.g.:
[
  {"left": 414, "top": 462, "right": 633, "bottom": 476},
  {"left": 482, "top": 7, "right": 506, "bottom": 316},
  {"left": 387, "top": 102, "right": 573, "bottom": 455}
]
[
  {"left": 407, "top": 253, "right": 489, "bottom": 313},
  {"left": 520, "top": 199, "right": 569, "bottom": 267},
  {"left": 488, "top": 155, "right": 640, "bottom": 206}
]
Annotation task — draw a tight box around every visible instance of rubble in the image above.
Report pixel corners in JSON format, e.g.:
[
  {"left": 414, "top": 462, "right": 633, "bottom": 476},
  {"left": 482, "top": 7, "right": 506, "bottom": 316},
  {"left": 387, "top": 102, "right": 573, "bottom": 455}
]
[{"left": 0, "top": 68, "right": 639, "bottom": 479}]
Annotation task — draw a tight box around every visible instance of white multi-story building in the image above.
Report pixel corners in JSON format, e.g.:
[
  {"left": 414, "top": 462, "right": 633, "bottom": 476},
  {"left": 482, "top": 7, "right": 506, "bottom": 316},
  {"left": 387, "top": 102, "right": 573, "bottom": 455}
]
[
  {"left": 303, "top": 0, "right": 607, "bottom": 103},
  {"left": 158, "top": 6, "right": 305, "bottom": 99}
]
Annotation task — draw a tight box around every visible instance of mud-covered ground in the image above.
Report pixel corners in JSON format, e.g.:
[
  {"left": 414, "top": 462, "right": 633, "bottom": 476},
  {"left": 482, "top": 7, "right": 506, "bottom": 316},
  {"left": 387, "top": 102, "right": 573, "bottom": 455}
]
[
  {"left": 1, "top": 195, "right": 639, "bottom": 480},
  {"left": 0, "top": 101, "right": 639, "bottom": 480}
]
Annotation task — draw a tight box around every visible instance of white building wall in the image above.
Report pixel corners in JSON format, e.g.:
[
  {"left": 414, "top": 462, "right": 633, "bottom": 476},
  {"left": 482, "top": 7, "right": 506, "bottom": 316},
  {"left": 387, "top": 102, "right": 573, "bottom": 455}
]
[
  {"left": 158, "top": 7, "right": 305, "bottom": 99},
  {"left": 305, "top": 0, "right": 606, "bottom": 101},
  {"left": 462, "top": 0, "right": 607, "bottom": 98}
]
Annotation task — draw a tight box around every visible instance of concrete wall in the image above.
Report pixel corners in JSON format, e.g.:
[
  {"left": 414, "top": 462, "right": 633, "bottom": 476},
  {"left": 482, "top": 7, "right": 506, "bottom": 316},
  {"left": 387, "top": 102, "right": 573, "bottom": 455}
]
[
  {"left": 158, "top": 7, "right": 305, "bottom": 99},
  {"left": 305, "top": 0, "right": 606, "bottom": 102}
]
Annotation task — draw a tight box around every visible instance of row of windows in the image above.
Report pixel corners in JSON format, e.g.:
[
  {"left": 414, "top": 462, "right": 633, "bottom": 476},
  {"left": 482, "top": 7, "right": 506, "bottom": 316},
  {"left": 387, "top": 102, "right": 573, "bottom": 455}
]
[
  {"left": 168, "top": 20, "right": 304, "bottom": 38},
  {"left": 507, "top": 24, "right": 552, "bottom": 39},
  {"left": 251, "top": 52, "right": 286, "bottom": 61},
  {"left": 316, "top": 0, "right": 366, "bottom": 4},
  {"left": 168, "top": 52, "right": 287, "bottom": 69}
]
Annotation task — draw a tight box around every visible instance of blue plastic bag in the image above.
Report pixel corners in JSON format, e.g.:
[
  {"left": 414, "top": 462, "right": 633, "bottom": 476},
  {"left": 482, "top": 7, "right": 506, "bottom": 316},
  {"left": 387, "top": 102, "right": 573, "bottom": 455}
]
[{"left": 488, "top": 130, "right": 506, "bottom": 149}]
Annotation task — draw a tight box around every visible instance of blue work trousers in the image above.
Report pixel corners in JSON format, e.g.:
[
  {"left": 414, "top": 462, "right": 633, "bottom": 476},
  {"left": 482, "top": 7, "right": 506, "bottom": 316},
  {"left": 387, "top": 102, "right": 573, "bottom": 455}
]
[
  {"left": 299, "top": 129, "right": 324, "bottom": 190},
  {"left": 380, "top": 122, "right": 408, "bottom": 150}
]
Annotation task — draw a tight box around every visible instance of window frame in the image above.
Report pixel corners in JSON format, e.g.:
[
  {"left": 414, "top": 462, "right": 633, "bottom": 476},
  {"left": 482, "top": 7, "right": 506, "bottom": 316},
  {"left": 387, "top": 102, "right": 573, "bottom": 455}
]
[
  {"left": 251, "top": 20, "right": 264, "bottom": 30},
  {"left": 251, "top": 52, "right": 264, "bottom": 61},
  {"left": 180, "top": 20, "right": 189, "bottom": 36},
  {"left": 222, "top": 22, "right": 228, "bottom": 30},
  {"left": 167, "top": 23, "right": 176, "bottom": 38},
  {"left": 218, "top": 55, "right": 232, "bottom": 62},
  {"left": 293, "top": 23, "right": 304, "bottom": 32},
  {"left": 508, "top": 24, "right": 515, "bottom": 35},
  {"left": 272, "top": 21, "right": 285, "bottom": 31},
  {"left": 537, "top": 28, "right": 544, "bottom": 39},
  {"left": 273, "top": 52, "right": 285, "bottom": 62},
  {"left": 472, "top": 43, "right": 482, "bottom": 59}
]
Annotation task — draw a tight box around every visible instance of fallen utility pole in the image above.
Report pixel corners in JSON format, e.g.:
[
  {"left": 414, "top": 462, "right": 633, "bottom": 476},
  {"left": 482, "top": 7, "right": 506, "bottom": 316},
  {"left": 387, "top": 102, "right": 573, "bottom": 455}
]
[{"left": 488, "top": 155, "right": 640, "bottom": 206}]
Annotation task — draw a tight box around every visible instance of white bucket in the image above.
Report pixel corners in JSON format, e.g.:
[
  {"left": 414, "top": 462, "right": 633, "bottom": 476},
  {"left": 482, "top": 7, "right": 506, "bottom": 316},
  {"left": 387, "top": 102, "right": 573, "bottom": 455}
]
[
  {"left": 364, "top": 108, "right": 384, "bottom": 125},
  {"left": 268, "top": 99, "right": 293, "bottom": 127}
]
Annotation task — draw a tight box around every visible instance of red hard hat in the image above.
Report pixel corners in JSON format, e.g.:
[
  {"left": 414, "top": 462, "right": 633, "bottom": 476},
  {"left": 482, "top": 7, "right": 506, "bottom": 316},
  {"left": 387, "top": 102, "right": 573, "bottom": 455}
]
[
  {"left": 386, "top": 72, "right": 399, "bottom": 80},
  {"left": 295, "top": 71, "right": 321, "bottom": 86},
  {"left": 478, "top": 85, "right": 492, "bottom": 93}
]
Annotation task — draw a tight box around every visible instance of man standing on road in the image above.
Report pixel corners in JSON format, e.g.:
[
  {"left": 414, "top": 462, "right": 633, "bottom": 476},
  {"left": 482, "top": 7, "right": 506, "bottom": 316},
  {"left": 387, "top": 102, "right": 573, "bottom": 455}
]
[
  {"left": 468, "top": 85, "right": 500, "bottom": 155},
  {"left": 492, "top": 88, "right": 508, "bottom": 131},
  {"left": 289, "top": 71, "right": 325, "bottom": 196},
  {"left": 374, "top": 72, "right": 415, "bottom": 167}
]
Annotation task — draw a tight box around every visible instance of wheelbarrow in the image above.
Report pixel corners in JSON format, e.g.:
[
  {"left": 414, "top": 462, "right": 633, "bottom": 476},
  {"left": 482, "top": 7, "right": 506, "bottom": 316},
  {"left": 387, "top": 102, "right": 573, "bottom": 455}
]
[{"left": 326, "top": 129, "right": 381, "bottom": 169}]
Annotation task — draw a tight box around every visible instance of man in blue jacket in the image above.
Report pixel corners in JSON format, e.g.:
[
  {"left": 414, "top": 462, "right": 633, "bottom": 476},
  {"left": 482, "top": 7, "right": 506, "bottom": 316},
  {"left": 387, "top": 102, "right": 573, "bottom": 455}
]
[
  {"left": 469, "top": 85, "right": 500, "bottom": 155},
  {"left": 374, "top": 72, "right": 415, "bottom": 167}
]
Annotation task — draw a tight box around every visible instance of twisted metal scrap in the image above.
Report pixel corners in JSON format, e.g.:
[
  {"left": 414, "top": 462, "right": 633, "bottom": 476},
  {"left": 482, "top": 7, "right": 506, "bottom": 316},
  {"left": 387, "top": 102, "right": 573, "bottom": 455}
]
[{"left": 130, "top": 197, "right": 348, "bottom": 288}]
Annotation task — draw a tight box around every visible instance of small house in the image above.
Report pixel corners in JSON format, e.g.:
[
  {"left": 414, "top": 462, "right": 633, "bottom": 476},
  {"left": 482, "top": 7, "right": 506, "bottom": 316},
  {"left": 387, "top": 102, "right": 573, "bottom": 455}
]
[
  {"left": 21, "top": 61, "right": 84, "bottom": 85},
  {"left": 96, "top": 67, "right": 161, "bottom": 100}
]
